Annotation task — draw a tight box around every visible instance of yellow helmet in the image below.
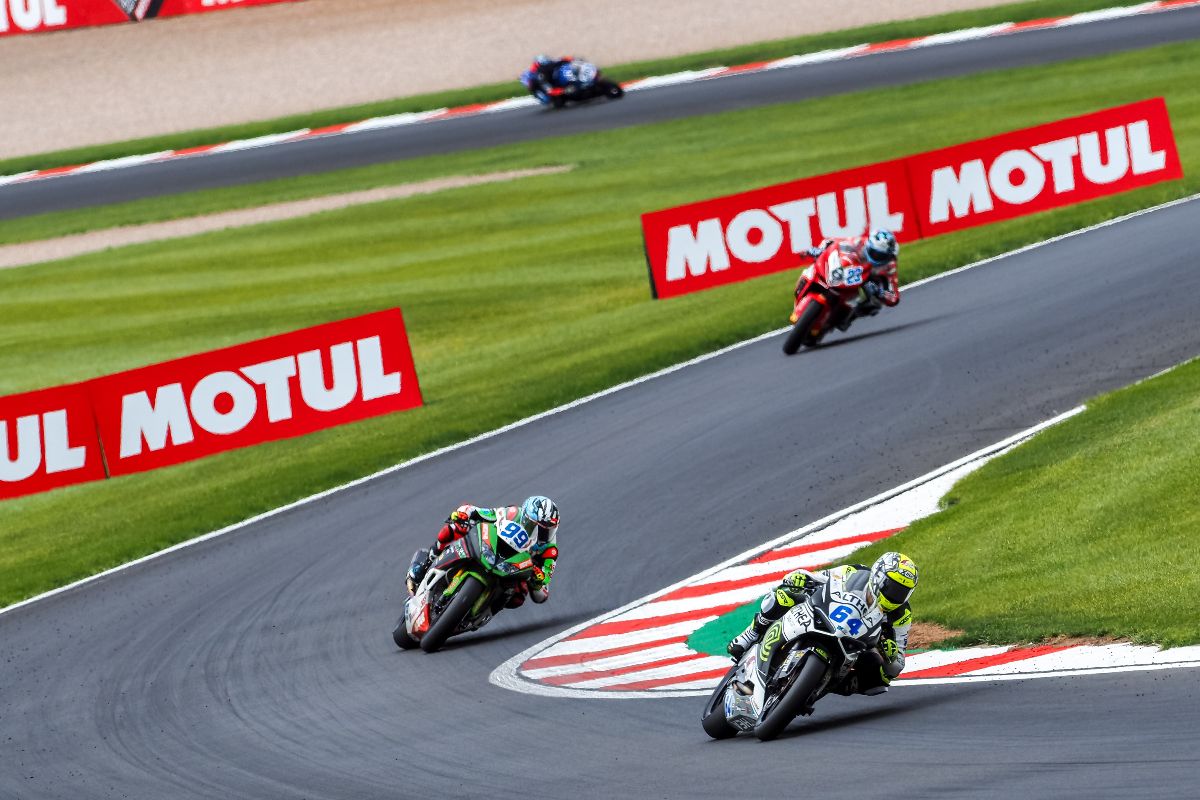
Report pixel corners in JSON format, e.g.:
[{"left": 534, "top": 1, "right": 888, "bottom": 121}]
[{"left": 870, "top": 552, "right": 918, "bottom": 611}]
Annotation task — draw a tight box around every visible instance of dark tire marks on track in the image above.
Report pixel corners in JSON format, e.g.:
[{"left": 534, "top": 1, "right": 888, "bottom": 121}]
[{"left": 2, "top": 194, "right": 1199, "bottom": 797}]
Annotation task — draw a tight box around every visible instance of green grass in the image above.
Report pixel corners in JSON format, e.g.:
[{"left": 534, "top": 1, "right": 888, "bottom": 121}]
[
  {"left": 848, "top": 358, "right": 1200, "bottom": 648},
  {"left": 0, "top": 0, "right": 1147, "bottom": 176},
  {"left": 689, "top": 360, "right": 1200, "bottom": 655},
  {"left": 0, "top": 41, "right": 1196, "bottom": 607}
]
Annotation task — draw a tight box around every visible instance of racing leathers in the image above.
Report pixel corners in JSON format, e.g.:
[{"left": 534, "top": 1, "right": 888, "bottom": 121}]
[
  {"left": 726, "top": 565, "right": 911, "bottom": 695},
  {"left": 409, "top": 505, "right": 559, "bottom": 607},
  {"left": 520, "top": 57, "right": 574, "bottom": 105},
  {"left": 800, "top": 236, "right": 900, "bottom": 331}
]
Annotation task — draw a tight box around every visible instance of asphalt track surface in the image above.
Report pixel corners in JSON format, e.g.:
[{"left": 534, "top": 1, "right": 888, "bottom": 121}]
[
  {"left": 3, "top": 6, "right": 1200, "bottom": 221},
  {"left": 4, "top": 190, "right": 1200, "bottom": 796},
  {"left": 5, "top": 16, "right": 1200, "bottom": 800}
]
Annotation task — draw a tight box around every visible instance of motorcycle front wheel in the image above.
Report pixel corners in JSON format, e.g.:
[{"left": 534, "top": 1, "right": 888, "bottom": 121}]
[
  {"left": 782, "top": 301, "right": 824, "bottom": 355},
  {"left": 392, "top": 615, "right": 419, "bottom": 650},
  {"left": 754, "top": 654, "right": 826, "bottom": 741},
  {"left": 601, "top": 79, "right": 625, "bottom": 99},
  {"left": 700, "top": 665, "right": 739, "bottom": 739},
  {"left": 420, "top": 576, "right": 485, "bottom": 653}
]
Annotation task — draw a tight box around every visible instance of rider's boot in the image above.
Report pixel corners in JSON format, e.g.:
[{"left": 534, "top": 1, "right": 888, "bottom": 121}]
[
  {"left": 726, "top": 614, "right": 769, "bottom": 660},
  {"left": 832, "top": 304, "right": 855, "bottom": 332}
]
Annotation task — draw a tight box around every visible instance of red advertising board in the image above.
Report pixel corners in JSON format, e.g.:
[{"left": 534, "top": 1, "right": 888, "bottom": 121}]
[
  {"left": 642, "top": 159, "right": 919, "bottom": 300},
  {"left": 0, "top": 0, "right": 300, "bottom": 37},
  {"left": 909, "top": 97, "right": 1182, "bottom": 236},
  {"left": 87, "top": 309, "right": 423, "bottom": 477},
  {"left": 0, "top": 382, "right": 106, "bottom": 500},
  {"left": 642, "top": 99, "right": 1182, "bottom": 299}
]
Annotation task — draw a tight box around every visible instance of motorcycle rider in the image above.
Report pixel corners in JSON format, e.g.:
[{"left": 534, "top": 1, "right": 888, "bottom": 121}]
[
  {"left": 408, "top": 496, "right": 560, "bottom": 607},
  {"left": 800, "top": 229, "right": 900, "bottom": 331},
  {"left": 520, "top": 54, "right": 575, "bottom": 105},
  {"left": 726, "top": 552, "right": 918, "bottom": 696}
]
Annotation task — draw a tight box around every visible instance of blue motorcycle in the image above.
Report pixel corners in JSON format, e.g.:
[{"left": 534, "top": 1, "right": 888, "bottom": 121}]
[{"left": 520, "top": 60, "right": 624, "bottom": 109}]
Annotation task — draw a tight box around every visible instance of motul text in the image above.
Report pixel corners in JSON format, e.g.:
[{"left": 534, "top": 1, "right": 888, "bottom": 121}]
[
  {"left": 0, "top": 310, "right": 422, "bottom": 498},
  {"left": 642, "top": 99, "right": 1181, "bottom": 298}
]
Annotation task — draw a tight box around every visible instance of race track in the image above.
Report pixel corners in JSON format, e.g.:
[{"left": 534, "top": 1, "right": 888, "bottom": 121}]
[
  {"left": 4, "top": 194, "right": 1199, "bottom": 797},
  {"left": 2, "top": 5, "right": 1200, "bottom": 220},
  {"left": 3, "top": 11, "right": 1200, "bottom": 799}
]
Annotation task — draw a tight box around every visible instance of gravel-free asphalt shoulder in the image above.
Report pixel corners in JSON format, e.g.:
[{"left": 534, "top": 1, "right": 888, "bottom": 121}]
[
  {"left": 2, "top": 7, "right": 1199, "bottom": 221},
  {"left": 3, "top": 193, "right": 1198, "bottom": 798}
]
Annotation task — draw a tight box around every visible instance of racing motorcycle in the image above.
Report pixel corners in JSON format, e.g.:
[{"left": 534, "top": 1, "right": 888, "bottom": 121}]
[
  {"left": 393, "top": 514, "right": 540, "bottom": 653},
  {"left": 701, "top": 567, "right": 886, "bottom": 741},
  {"left": 782, "top": 243, "right": 873, "bottom": 355},
  {"left": 524, "top": 60, "right": 624, "bottom": 108}
]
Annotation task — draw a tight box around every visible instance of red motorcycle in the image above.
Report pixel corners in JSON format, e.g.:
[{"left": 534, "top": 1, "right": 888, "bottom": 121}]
[{"left": 782, "top": 244, "right": 870, "bottom": 355}]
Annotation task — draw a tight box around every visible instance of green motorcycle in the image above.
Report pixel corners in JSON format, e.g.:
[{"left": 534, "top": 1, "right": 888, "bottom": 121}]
[{"left": 393, "top": 513, "right": 540, "bottom": 653}]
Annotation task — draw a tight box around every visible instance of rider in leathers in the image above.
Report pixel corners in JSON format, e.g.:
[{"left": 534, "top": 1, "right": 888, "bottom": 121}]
[
  {"left": 726, "top": 552, "right": 918, "bottom": 695},
  {"left": 800, "top": 229, "right": 901, "bottom": 332},
  {"left": 521, "top": 55, "right": 574, "bottom": 105},
  {"left": 408, "top": 496, "right": 560, "bottom": 607}
]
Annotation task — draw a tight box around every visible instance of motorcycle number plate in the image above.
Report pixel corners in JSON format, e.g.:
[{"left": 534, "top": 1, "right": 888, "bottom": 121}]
[
  {"left": 498, "top": 520, "right": 533, "bottom": 551},
  {"left": 825, "top": 252, "right": 864, "bottom": 288}
]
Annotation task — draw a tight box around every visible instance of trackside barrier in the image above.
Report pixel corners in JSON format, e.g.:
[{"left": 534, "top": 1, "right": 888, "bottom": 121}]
[
  {"left": 641, "top": 98, "right": 1182, "bottom": 299},
  {"left": 0, "top": 309, "right": 423, "bottom": 499},
  {"left": 0, "top": 0, "right": 302, "bottom": 37}
]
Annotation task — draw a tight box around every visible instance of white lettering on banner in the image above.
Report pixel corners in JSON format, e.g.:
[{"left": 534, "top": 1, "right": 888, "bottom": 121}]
[
  {"left": 665, "top": 219, "right": 728, "bottom": 281},
  {"left": 1, "top": 0, "right": 68, "bottom": 32},
  {"left": 298, "top": 342, "right": 357, "bottom": 412},
  {"left": 928, "top": 120, "right": 1168, "bottom": 223},
  {"left": 118, "top": 337, "right": 403, "bottom": 458},
  {"left": 664, "top": 182, "right": 903, "bottom": 282},
  {"left": 0, "top": 410, "right": 87, "bottom": 482},
  {"left": 120, "top": 384, "right": 195, "bottom": 458}
]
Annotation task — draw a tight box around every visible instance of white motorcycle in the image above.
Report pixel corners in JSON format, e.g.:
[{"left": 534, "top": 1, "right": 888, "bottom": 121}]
[{"left": 701, "top": 568, "right": 887, "bottom": 741}]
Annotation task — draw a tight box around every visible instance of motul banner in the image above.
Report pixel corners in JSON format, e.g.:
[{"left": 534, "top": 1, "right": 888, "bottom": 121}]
[
  {"left": 0, "top": 382, "right": 106, "bottom": 500},
  {"left": 642, "top": 98, "right": 1182, "bottom": 299},
  {"left": 909, "top": 98, "right": 1182, "bottom": 237},
  {"left": 89, "top": 309, "right": 423, "bottom": 477},
  {"left": 0, "top": 310, "right": 422, "bottom": 498},
  {"left": 0, "top": 0, "right": 301, "bottom": 37},
  {"left": 642, "top": 159, "right": 918, "bottom": 300}
]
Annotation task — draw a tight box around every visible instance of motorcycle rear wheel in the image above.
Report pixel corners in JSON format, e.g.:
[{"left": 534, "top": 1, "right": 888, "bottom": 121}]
[
  {"left": 700, "top": 666, "right": 739, "bottom": 739},
  {"left": 420, "top": 576, "right": 485, "bottom": 653},
  {"left": 782, "top": 301, "right": 823, "bottom": 355},
  {"left": 754, "top": 654, "right": 826, "bottom": 741},
  {"left": 601, "top": 80, "right": 625, "bottom": 99}
]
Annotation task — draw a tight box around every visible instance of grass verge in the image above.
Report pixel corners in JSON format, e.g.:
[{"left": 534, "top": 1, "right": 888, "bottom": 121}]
[
  {"left": 0, "top": 0, "right": 1149, "bottom": 176},
  {"left": 690, "top": 360, "right": 1200, "bottom": 653},
  {"left": 0, "top": 41, "right": 1195, "bottom": 607}
]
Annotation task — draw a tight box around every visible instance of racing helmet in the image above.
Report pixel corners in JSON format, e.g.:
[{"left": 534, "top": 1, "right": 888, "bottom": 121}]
[
  {"left": 533, "top": 54, "right": 552, "bottom": 67},
  {"left": 864, "top": 229, "right": 899, "bottom": 266},
  {"left": 521, "top": 495, "right": 560, "bottom": 531},
  {"left": 869, "top": 552, "right": 918, "bottom": 611}
]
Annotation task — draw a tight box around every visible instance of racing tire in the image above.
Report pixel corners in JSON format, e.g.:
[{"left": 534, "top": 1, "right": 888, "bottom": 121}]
[
  {"left": 754, "top": 654, "right": 826, "bottom": 741},
  {"left": 601, "top": 80, "right": 625, "bottom": 99},
  {"left": 700, "top": 666, "right": 740, "bottom": 739},
  {"left": 420, "top": 576, "right": 485, "bottom": 653},
  {"left": 551, "top": 95, "right": 568, "bottom": 109},
  {"left": 392, "top": 616, "right": 419, "bottom": 650},
  {"left": 782, "top": 301, "right": 824, "bottom": 355}
]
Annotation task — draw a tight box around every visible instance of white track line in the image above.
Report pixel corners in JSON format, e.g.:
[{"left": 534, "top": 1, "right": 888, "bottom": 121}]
[
  {"left": 490, "top": 409, "right": 1086, "bottom": 699},
  {"left": 5, "top": 0, "right": 1198, "bottom": 186},
  {"left": 3, "top": 193, "right": 1197, "bottom": 619}
]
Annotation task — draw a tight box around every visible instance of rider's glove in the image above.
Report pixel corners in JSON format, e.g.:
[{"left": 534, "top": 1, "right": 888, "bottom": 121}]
[
  {"left": 531, "top": 565, "right": 546, "bottom": 584},
  {"left": 447, "top": 510, "right": 471, "bottom": 532}
]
